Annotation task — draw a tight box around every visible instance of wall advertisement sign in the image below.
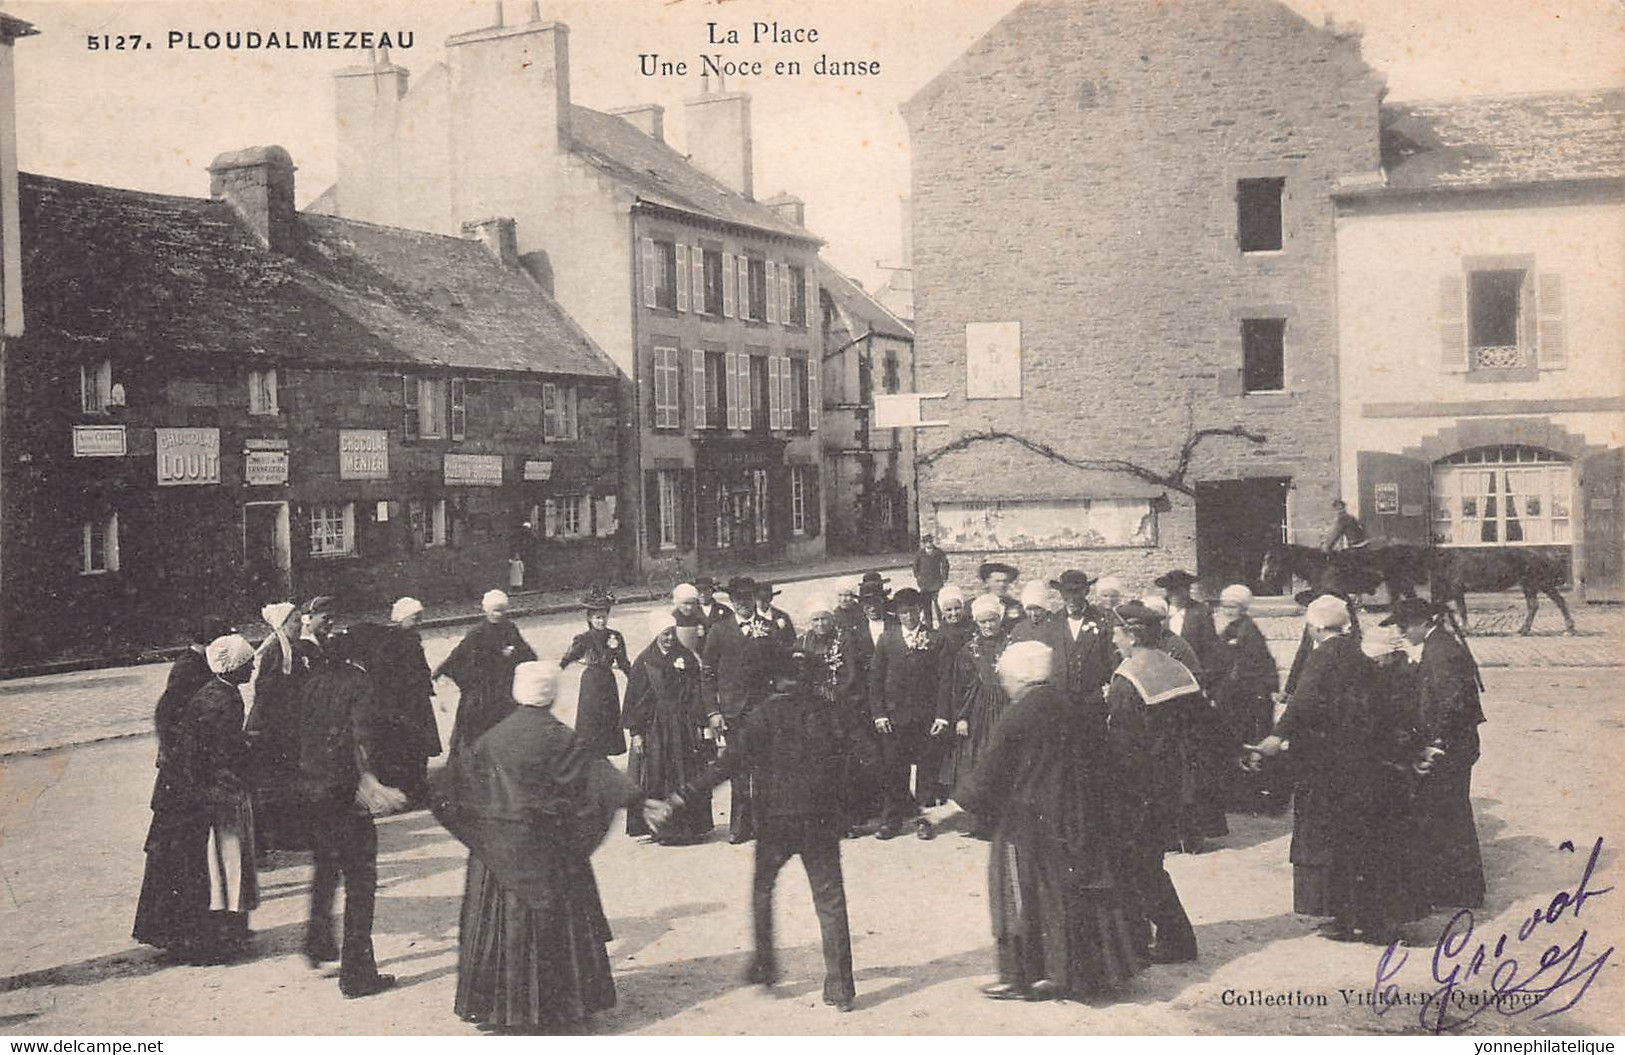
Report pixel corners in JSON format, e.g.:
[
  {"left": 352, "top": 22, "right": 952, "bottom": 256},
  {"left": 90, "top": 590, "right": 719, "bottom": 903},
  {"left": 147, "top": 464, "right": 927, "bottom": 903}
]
[
  {"left": 339, "top": 429, "right": 389, "bottom": 480},
  {"left": 156, "top": 427, "right": 221, "bottom": 486}
]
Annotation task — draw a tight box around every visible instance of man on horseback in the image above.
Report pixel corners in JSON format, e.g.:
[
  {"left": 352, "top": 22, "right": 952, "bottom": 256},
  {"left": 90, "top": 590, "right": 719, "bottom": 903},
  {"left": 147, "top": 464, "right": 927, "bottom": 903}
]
[{"left": 1321, "top": 499, "right": 1369, "bottom": 553}]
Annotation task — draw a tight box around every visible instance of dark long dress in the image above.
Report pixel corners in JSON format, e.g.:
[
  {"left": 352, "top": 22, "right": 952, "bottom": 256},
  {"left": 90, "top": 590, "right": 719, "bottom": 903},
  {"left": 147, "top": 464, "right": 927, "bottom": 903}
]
[
  {"left": 432, "top": 706, "right": 642, "bottom": 1031},
  {"left": 245, "top": 634, "right": 315, "bottom": 852},
  {"left": 621, "top": 640, "right": 708, "bottom": 842},
  {"left": 939, "top": 629, "right": 1011, "bottom": 790},
  {"left": 350, "top": 623, "right": 442, "bottom": 802},
  {"left": 1403, "top": 628, "right": 1487, "bottom": 910},
  {"left": 1213, "top": 615, "right": 1281, "bottom": 810},
  {"left": 133, "top": 648, "right": 214, "bottom": 951},
  {"left": 954, "top": 681, "right": 1143, "bottom": 997},
  {"left": 798, "top": 626, "right": 878, "bottom": 827},
  {"left": 436, "top": 620, "right": 537, "bottom": 758},
  {"left": 561, "top": 625, "right": 631, "bottom": 757},
  {"left": 1154, "top": 631, "right": 1228, "bottom": 847}
]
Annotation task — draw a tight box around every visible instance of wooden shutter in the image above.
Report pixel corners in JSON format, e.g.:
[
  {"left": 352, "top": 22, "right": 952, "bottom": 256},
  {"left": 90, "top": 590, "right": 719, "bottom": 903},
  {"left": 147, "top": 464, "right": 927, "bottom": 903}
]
[
  {"left": 675, "top": 245, "right": 690, "bottom": 312},
  {"left": 641, "top": 238, "right": 657, "bottom": 308},
  {"left": 692, "top": 349, "right": 708, "bottom": 428},
  {"left": 739, "top": 356, "right": 754, "bottom": 431},
  {"left": 766, "top": 261, "right": 778, "bottom": 323},
  {"left": 768, "top": 355, "right": 782, "bottom": 429},
  {"left": 738, "top": 256, "right": 751, "bottom": 319},
  {"left": 809, "top": 361, "right": 820, "bottom": 430},
  {"left": 679, "top": 469, "right": 696, "bottom": 550},
  {"left": 673, "top": 348, "right": 685, "bottom": 429},
  {"left": 1439, "top": 274, "right": 1468, "bottom": 372},
  {"left": 1357, "top": 450, "right": 1432, "bottom": 546},
  {"left": 450, "top": 377, "right": 466, "bottom": 440},
  {"left": 692, "top": 248, "right": 707, "bottom": 312},
  {"left": 402, "top": 375, "right": 419, "bottom": 439},
  {"left": 1537, "top": 272, "right": 1567, "bottom": 369},
  {"left": 781, "top": 356, "right": 794, "bottom": 428},
  {"left": 725, "top": 352, "right": 740, "bottom": 429},
  {"left": 644, "top": 350, "right": 659, "bottom": 428},
  {"left": 644, "top": 470, "right": 663, "bottom": 555},
  {"left": 806, "top": 269, "right": 818, "bottom": 329},
  {"left": 542, "top": 381, "right": 558, "bottom": 439},
  {"left": 722, "top": 252, "right": 736, "bottom": 317},
  {"left": 781, "top": 265, "right": 792, "bottom": 324}
]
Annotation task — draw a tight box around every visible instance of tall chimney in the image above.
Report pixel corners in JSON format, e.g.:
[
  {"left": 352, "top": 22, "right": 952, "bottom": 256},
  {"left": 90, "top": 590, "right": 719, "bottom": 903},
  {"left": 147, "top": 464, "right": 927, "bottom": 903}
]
[
  {"left": 332, "top": 52, "right": 409, "bottom": 225},
  {"left": 447, "top": 20, "right": 571, "bottom": 223},
  {"left": 209, "top": 146, "right": 298, "bottom": 253},
  {"left": 0, "top": 13, "right": 37, "bottom": 337},
  {"left": 463, "top": 216, "right": 519, "bottom": 268},
  {"left": 761, "top": 192, "right": 805, "bottom": 227},
  {"left": 685, "top": 82, "right": 753, "bottom": 199},
  {"left": 608, "top": 103, "right": 664, "bottom": 142}
]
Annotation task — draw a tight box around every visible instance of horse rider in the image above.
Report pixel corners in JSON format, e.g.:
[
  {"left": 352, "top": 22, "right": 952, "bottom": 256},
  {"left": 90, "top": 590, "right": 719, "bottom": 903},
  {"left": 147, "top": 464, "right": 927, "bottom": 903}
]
[{"left": 1321, "top": 499, "right": 1369, "bottom": 554}]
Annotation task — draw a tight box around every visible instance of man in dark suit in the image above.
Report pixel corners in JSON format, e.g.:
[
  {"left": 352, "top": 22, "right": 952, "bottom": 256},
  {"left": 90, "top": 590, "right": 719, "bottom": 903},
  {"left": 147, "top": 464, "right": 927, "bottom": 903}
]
[
  {"left": 912, "top": 536, "right": 951, "bottom": 628},
  {"left": 1381, "top": 598, "right": 1487, "bottom": 910},
  {"left": 1011, "top": 570, "right": 1115, "bottom": 727},
  {"left": 701, "top": 575, "right": 781, "bottom": 844},
  {"left": 1156, "top": 570, "right": 1222, "bottom": 688},
  {"left": 868, "top": 589, "right": 945, "bottom": 840},
  {"left": 300, "top": 629, "right": 407, "bottom": 997},
  {"left": 670, "top": 649, "right": 856, "bottom": 1011},
  {"left": 752, "top": 581, "right": 798, "bottom": 652},
  {"left": 694, "top": 575, "right": 733, "bottom": 627}
]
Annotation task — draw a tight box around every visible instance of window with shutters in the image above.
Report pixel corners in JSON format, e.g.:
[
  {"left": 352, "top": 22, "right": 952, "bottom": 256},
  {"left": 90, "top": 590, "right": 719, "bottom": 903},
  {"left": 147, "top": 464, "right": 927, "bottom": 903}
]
[
  {"left": 791, "top": 466, "right": 808, "bottom": 535},
  {"left": 701, "top": 249, "right": 724, "bottom": 314},
  {"left": 1241, "top": 318, "right": 1286, "bottom": 393},
  {"left": 81, "top": 512, "right": 120, "bottom": 575},
  {"left": 745, "top": 257, "right": 768, "bottom": 321},
  {"left": 748, "top": 355, "right": 770, "bottom": 431},
  {"left": 409, "top": 498, "right": 447, "bottom": 547},
  {"left": 1431, "top": 446, "right": 1571, "bottom": 548},
  {"left": 790, "top": 358, "right": 810, "bottom": 431},
  {"left": 698, "top": 351, "right": 726, "bottom": 428},
  {"left": 403, "top": 377, "right": 457, "bottom": 440},
  {"left": 651, "top": 239, "right": 678, "bottom": 310},
  {"left": 80, "top": 360, "right": 113, "bottom": 414},
  {"left": 1468, "top": 269, "right": 1531, "bottom": 370},
  {"left": 787, "top": 264, "right": 808, "bottom": 326},
  {"left": 248, "top": 368, "right": 279, "bottom": 415},
  {"left": 657, "top": 470, "right": 680, "bottom": 549},
  {"left": 652, "top": 347, "right": 681, "bottom": 429},
  {"left": 1237, "top": 177, "right": 1284, "bottom": 253},
  {"left": 543, "top": 383, "right": 579, "bottom": 441},
  {"left": 551, "top": 494, "right": 590, "bottom": 539},
  {"left": 309, "top": 502, "right": 356, "bottom": 558}
]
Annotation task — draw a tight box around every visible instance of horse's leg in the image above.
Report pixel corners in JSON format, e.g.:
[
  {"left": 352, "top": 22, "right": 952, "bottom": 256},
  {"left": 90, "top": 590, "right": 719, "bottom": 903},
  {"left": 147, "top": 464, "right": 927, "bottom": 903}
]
[
  {"left": 1547, "top": 585, "right": 1578, "bottom": 634},
  {"left": 1518, "top": 585, "right": 1538, "bottom": 636}
]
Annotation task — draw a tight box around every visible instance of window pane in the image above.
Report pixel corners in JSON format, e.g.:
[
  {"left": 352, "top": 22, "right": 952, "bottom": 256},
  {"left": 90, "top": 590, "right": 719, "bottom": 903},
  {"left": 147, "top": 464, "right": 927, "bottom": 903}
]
[
  {"left": 1468, "top": 269, "right": 1524, "bottom": 348},
  {"left": 1237, "top": 177, "right": 1284, "bottom": 252}
]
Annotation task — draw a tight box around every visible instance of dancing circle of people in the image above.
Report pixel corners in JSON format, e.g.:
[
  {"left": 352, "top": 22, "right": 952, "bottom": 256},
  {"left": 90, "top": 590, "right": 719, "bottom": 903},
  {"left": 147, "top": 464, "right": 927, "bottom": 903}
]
[{"left": 133, "top": 552, "right": 1488, "bottom": 1031}]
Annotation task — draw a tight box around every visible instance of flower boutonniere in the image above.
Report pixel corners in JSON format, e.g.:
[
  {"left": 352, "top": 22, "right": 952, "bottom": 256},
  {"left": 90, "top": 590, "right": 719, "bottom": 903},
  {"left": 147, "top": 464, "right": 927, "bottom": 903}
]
[
  {"left": 776, "top": 616, "right": 788, "bottom": 629},
  {"left": 607, "top": 633, "right": 620, "bottom": 650},
  {"left": 673, "top": 656, "right": 688, "bottom": 671}
]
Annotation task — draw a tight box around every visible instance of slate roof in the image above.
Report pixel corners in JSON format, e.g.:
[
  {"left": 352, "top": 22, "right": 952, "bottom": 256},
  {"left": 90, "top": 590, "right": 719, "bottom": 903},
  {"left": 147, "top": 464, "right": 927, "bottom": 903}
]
[
  {"left": 568, "top": 104, "right": 820, "bottom": 243},
  {"left": 18, "top": 172, "right": 617, "bottom": 378},
  {"left": 817, "top": 261, "right": 913, "bottom": 343},
  {"left": 1377, "top": 89, "right": 1625, "bottom": 193}
]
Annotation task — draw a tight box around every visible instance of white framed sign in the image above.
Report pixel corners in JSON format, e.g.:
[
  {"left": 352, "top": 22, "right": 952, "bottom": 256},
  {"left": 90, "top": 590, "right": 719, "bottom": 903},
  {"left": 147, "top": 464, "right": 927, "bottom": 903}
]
[
  {"left": 244, "top": 450, "right": 289, "bottom": 486},
  {"left": 523, "top": 459, "right": 554, "bottom": 481},
  {"left": 339, "top": 430, "right": 389, "bottom": 480},
  {"left": 155, "top": 427, "right": 220, "bottom": 486},
  {"left": 72, "top": 425, "right": 126, "bottom": 457},
  {"left": 445, "top": 453, "right": 503, "bottom": 486},
  {"left": 965, "top": 321, "right": 1022, "bottom": 399}
]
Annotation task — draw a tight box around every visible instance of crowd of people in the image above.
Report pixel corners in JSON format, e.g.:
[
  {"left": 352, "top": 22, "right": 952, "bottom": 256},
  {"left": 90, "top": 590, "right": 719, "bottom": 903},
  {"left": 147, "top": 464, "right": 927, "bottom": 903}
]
[{"left": 129, "top": 542, "right": 1490, "bottom": 1032}]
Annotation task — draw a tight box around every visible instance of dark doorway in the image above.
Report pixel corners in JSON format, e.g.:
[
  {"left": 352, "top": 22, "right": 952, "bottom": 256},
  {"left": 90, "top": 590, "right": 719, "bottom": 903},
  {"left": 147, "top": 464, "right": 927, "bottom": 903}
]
[
  {"left": 1195, "top": 478, "right": 1290, "bottom": 594},
  {"left": 242, "top": 502, "right": 291, "bottom": 605}
]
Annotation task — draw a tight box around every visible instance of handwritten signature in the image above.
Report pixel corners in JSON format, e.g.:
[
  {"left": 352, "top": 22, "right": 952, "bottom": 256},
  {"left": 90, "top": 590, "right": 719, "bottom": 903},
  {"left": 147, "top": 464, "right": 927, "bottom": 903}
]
[{"left": 1372, "top": 836, "right": 1613, "bottom": 1033}]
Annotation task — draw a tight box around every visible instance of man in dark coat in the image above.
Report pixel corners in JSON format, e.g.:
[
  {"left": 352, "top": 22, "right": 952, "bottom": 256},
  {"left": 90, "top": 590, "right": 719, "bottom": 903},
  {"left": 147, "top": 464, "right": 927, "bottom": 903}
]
[
  {"left": 300, "top": 630, "right": 408, "bottom": 997},
  {"left": 868, "top": 589, "right": 946, "bottom": 839},
  {"left": 1155, "top": 570, "right": 1222, "bottom": 686},
  {"left": 752, "top": 581, "right": 798, "bottom": 652},
  {"left": 977, "top": 560, "right": 1025, "bottom": 630},
  {"left": 671, "top": 650, "right": 857, "bottom": 1012},
  {"left": 912, "top": 535, "right": 951, "bottom": 628},
  {"left": 1212, "top": 586, "right": 1283, "bottom": 813},
  {"left": 433, "top": 589, "right": 537, "bottom": 758},
  {"left": 1105, "top": 604, "right": 1201, "bottom": 964},
  {"left": 1381, "top": 598, "right": 1487, "bottom": 910},
  {"left": 353, "top": 598, "right": 441, "bottom": 808},
  {"left": 1012, "top": 571, "right": 1115, "bottom": 727},
  {"left": 1247, "top": 596, "right": 1421, "bottom": 943},
  {"left": 701, "top": 576, "right": 781, "bottom": 843},
  {"left": 695, "top": 576, "right": 733, "bottom": 626}
]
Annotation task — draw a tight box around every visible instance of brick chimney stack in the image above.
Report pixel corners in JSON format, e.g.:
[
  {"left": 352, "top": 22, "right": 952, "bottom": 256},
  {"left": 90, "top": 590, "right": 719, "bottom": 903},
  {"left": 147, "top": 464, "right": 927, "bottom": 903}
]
[
  {"left": 685, "top": 77, "right": 753, "bottom": 199},
  {"left": 209, "top": 146, "right": 298, "bottom": 253},
  {"left": 1, "top": 13, "right": 38, "bottom": 337},
  {"left": 608, "top": 103, "right": 664, "bottom": 142},
  {"left": 761, "top": 192, "right": 805, "bottom": 227},
  {"left": 463, "top": 216, "right": 520, "bottom": 268}
]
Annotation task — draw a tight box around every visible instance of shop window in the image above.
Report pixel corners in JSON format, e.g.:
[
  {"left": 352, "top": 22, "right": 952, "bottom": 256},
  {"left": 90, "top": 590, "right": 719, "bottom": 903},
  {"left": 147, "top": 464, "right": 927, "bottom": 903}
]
[
  {"left": 309, "top": 502, "right": 356, "bottom": 558},
  {"left": 81, "top": 360, "right": 113, "bottom": 414},
  {"left": 81, "top": 512, "right": 120, "bottom": 574},
  {"left": 409, "top": 498, "right": 447, "bottom": 548},
  {"left": 1237, "top": 177, "right": 1284, "bottom": 253},
  {"left": 248, "top": 368, "right": 279, "bottom": 415},
  {"left": 543, "top": 382, "right": 579, "bottom": 441},
  {"left": 1431, "top": 446, "right": 1571, "bottom": 547},
  {"left": 1242, "top": 318, "right": 1286, "bottom": 393}
]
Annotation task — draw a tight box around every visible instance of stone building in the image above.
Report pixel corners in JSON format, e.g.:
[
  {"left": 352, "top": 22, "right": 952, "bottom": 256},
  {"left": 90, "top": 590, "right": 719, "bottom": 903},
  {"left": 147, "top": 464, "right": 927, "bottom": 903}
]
[
  {"left": 903, "top": 0, "right": 1383, "bottom": 594},
  {"left": 1335, "top": 91, "right": 1625, "bottom": 601},
  {"left": 0, "top": 140, "right": 621, "bottom": 665},
  {"left": 818, "top": 261, "right": 917, "bottom": 554},
  {"left": 309, "top": 13, "right": 826, "bottom": 576}
]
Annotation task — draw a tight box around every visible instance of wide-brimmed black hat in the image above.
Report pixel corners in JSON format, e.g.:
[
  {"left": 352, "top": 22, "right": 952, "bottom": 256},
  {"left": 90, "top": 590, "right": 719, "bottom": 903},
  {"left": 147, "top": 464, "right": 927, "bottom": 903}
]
[
  {"left": 1293, "top": 589, "right": 1320, "bottom": 608},
  {"left": 301, "top": 595, "right": 338, "bottom": 615},
  {"left": 1379, "top": 597, "right": 1444, "bottom": 628},
  {"left": 754, "top": 581, "right": 782, "bottom": 599},
  {"left": 693, "top": 575, "right": 720, "bottom": 590},
  {"left": 860, "top": 571, "right": 890, "bottom": 586},
  {"left": 1153, "top": 569, "right": 1198, "bottom": 590},
  {"left": 1050, "top": 570, "right": 1095, "bottom": 594},
  {"left": 977, "top": 561, "right": 1019, "bottom": 581},
  {"left": 1115, "top": 601, "right": 1164, "bottom": 627},
  {"left": 725, "top": 575, "right": 757, "bottom": 599},
  {"left": 892, "top": 587, "right": 924, "bottom": 608},
  {"left": 858, "top": 580, "right": 891, "bottom": 602},
  {"left": 580, "top": 586, "right": 616, "bottom": 611}
]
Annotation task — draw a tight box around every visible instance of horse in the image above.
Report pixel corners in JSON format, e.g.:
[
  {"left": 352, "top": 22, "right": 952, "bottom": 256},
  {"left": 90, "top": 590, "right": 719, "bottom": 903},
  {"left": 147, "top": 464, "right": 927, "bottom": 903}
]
[{"left": 1260, "top": 542, "right": 1577, "bottom": 636}]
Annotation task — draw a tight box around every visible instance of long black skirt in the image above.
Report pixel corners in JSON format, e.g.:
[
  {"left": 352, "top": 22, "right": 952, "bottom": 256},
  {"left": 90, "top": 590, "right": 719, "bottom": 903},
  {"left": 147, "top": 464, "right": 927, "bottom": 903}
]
[
  {"left": 574, "top": 667, "right": 627, "bottom": 758},
  {"left": 454, "top": 854, "right": 618, "bottom": 1030},
  {"left": 132, "top": 809, "right": 210, "bottom": 950}
]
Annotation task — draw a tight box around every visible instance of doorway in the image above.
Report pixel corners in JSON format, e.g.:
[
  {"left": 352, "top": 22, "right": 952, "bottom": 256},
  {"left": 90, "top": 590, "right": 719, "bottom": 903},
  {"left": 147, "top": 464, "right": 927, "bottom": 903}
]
[
  {"left": 243, "top": 501, "right": 292, "bottom": 604},
  {"left": 1195, "top": 477, "right": 1291, "bottom": 594}
]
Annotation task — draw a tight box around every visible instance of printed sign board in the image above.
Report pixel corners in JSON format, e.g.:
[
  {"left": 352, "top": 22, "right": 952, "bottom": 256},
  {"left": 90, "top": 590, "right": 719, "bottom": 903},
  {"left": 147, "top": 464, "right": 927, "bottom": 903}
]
[
  {"left": 244, "top": 450, "right": 289, "bottom": 486},
  {"left": 72, "top": 425, "right": 127, "bottom": 457},
  {"left": 523, "top": 459, "right": 554, "bottom": 482},
  {"left": 338, "top": 430, "right": 389, "bottom": 480},
  {"left": 445, "top": 453, "right": 503, "bottom": 486},
  {"left": 1373, "top": 483, "right": 1399, "bottom": 515},
  {"left": 155, "top": 427, "right": 220, "bottom": 486}
]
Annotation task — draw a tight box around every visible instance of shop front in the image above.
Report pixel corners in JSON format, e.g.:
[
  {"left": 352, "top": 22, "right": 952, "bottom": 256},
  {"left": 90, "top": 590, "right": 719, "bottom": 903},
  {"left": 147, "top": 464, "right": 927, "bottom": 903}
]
[{"left": 695, "top": 437, "right": 791, "bottom": 568}]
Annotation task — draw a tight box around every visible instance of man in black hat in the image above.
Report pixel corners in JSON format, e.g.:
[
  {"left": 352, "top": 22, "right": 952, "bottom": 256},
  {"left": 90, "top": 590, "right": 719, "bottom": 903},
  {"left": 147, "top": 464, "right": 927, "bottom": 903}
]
[
  {"left": 1019, "top": 570, "right": 1116, "bottom": 725},
  {"left": 1154, "top": 571, "right": 1220, "bottom": 686},
  {"left": 753, "top": 581, "right": 798, "bottom": 652},
  {"left": 976, "top": 561, "right": 1025, "bottom": 629},
  {"left": 912, "top": 535, "right": 951, "bottom": 628},
  {"left": 694, "top": 575, "right": 733, "bottom": 627},
  {"left": 867, "top": 588, "right": 945, "bottom": 840},
  {"left": 1380, "top": 598, "right": 1486, "bottom": 910},
  {"left": 670, "top": 649, "right": 857, "bottom": 1011},
  {"left": 701, "top": 575, "right": 780, "bottom": 843}
]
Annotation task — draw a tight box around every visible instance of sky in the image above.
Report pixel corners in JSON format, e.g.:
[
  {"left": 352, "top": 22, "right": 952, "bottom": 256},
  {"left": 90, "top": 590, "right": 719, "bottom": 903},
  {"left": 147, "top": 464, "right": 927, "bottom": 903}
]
[{"left": 7, "top": 0, "right": 1623, "bottom": 291}]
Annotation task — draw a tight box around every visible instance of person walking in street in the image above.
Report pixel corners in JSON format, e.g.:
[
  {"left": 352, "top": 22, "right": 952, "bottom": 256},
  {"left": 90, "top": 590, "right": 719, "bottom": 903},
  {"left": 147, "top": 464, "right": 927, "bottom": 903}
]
[
  {"left": 1245, "top": 596, "right": 1422, "bottom": 944},
  {"left": 701, "top": 576, "right": 780, "bottom": 844},
  {"left": 1104, "top": 605, "right": 1200, "bottom": 964},
  {"left": 559, "top": 587, "right": 632, "bottom": 758},
  {"left": 358, "top": 598, "right": 441, "bottom": 809},
  {"left": 868, "top": 589, "right": 945, "bottom": 840},
  {"left": 246, "top": 600, "right": 316, "bottom": 854},
  {"left": 927, "top": 641, "right": 1144, "bottom": 1001},
  {"left": 623, "top": 611, "right": 711, "bottom": 845},
  {"left": 435, "top": 662, "right": 670, "bottom": 1033},
  {"left": 1211, "top": 585, "right": 1282, "bottom": 814},
  {"left": 913, "top": 534, "right": 951, "bottom": 628},
  {"left": 668, "top": 649, "right": 858, "bottom": 1012},
  {"left": 133, "top": 617, "right": 239, "bottom": 961},
  {"left": 1047, "top": 571, "right": 1117, "bottom": 724},
  {"left": 300, "top": 629, "right": 408, "bottom": 997},
  {"left": 1380, "top": 597, "right": 1487, "bottom": 910},
  {"left": 434, "top": 590, "right": 537, "bottom": 758},
  {"left": 937, "top": 594, "right": 1014, "bottom": 837}
]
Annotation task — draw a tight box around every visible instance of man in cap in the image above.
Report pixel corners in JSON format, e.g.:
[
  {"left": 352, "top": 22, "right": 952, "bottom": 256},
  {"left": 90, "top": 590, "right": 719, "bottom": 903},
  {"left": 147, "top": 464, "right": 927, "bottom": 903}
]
[
  {"left": 300, "top": 629, "right": 408, "bottom": 996},
  {"left": 1379, "top": 597, "right": 1486, "bottom": 910},
  {"left": 868, "top": 588, "right": 946, "bottom": 840},
  {"left": 671, "top": 649, "right": 857, "bottom": 1012},
  {"left": 977, "top": 561, "right": 1026, "bottom": 629},
  {"left": 1245, "top": 596, "right": 1420, "bottom": 943},
  {"left": 1104, "top": 603, "right": 1201, "bottom": 963},
  {"left": 1154, "top": 571, "right": 1221, "bottom": 686},
  {"left": 701, "top": 575, "right": 781, "bottom": 843},
  {"left": 912, "top": 535, "right": 951, "bottom": 628}
]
